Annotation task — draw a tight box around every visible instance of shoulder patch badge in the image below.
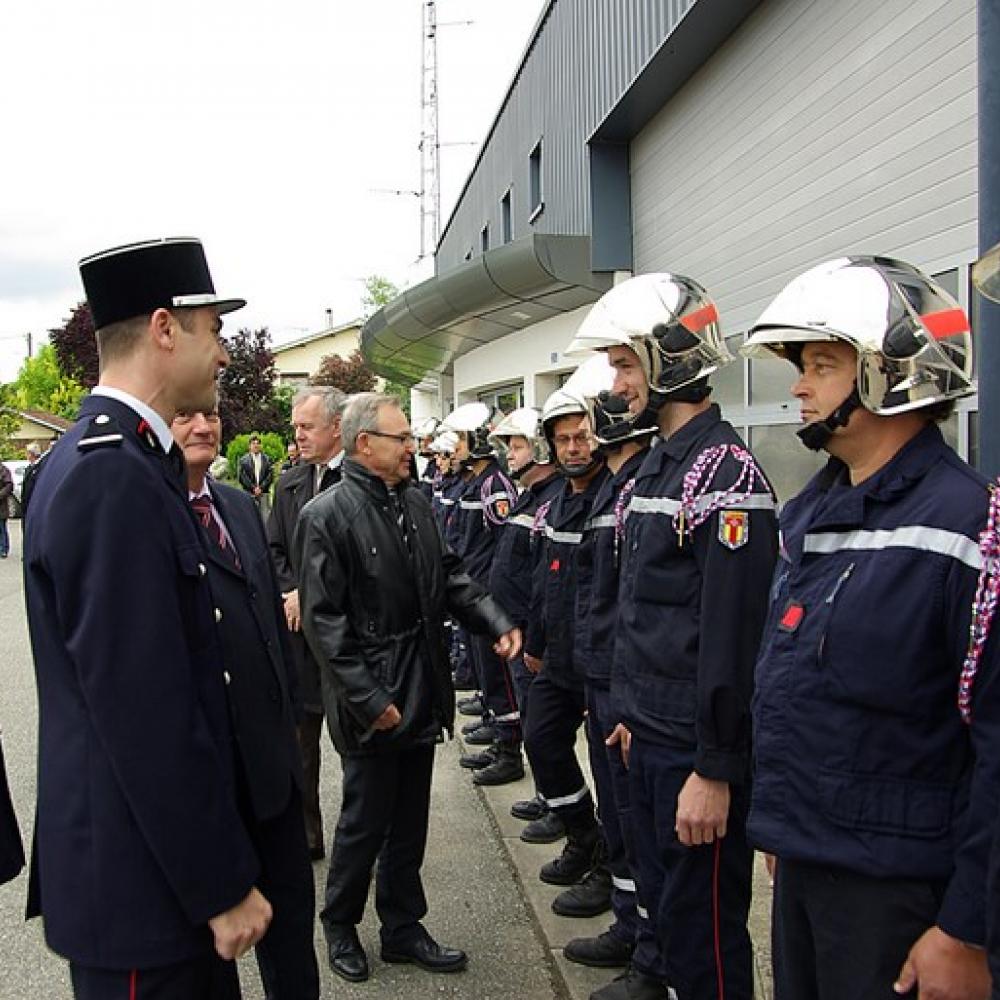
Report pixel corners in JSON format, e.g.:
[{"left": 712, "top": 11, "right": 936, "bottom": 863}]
[
  {"left": 718, "top": 510, "right": 749, "bottom": 550},
  {"left": 494, "top": 498, "right": 510, "bottom": 519}
]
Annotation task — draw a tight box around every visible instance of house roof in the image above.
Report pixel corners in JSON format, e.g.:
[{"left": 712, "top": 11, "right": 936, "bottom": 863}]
[
  {"left": 272, "top": 318, "right": 363, "bottom": 354},
  {"left": 19, "top": 409, "right": 72, "bottom": 433}
]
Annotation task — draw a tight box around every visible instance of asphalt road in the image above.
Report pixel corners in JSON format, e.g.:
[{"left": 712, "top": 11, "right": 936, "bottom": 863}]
[{"left": 0, "top": 521, "right": 560, "bottom": 1000}]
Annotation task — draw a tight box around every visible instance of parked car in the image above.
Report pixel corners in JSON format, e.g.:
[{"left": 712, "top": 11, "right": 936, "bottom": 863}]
[{"left": 2, "top": 460, "right": 28, "bottom": 518}]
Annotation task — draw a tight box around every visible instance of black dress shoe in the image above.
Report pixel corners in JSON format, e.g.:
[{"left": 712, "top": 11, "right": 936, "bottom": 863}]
[
  {"left": 520, "top": 810, "right": 565, "bottom": 844},
  {"left": 460, "top": 718, "right": 487, "bottom": 736},
  {"left": 457, "top": 697, "right": 483, "bottom": 716},
  {"left": 326, "top": 925, "right": 368, "bottom": 983},
  {"left": 381, "top": 929, "right": 467, "bottom": 973},
  {"left": 511, "top": 795, "right": 547, "bottom": 821}
]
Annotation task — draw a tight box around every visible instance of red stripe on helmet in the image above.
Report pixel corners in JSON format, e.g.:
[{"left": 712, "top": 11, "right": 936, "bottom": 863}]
[
  {"left": 679, "top": 302, "right": 719, "bottom": 333},
  {"left": 921, "top": 307, "right": 969, "bottom": 340}
]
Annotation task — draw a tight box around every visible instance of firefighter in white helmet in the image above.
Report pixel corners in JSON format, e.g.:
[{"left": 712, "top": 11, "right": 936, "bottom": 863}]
[
  {"left": 566, "top": 272, "right": 778, "bottom": 1000},
  {"left": 742, "top": 256, "right": 995, "bottom": 1000}
]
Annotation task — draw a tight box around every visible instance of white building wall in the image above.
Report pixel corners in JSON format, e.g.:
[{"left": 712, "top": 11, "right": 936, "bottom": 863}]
[
  {"left": 630, "top": 0, "right": 978, "bottom": 337},
  {"left": 452, "top": 305, "right": 595, "bottom": 407}
]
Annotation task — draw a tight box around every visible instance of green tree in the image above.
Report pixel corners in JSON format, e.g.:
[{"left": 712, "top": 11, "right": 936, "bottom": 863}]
[
  {"left": 0, "top": 384, "right": 24, "bottom": 460},
  {"left": 362, "top": 274, "right": 412, "bottom": 417},
  {"left": 11, "top": 344, "right": 87, "bottom": 419},
  {"left": 311, "top": 349, "right": 377, "bottom": 394},
  {"left": 225, "top": 431, "right": 286, "bottom": 476},
  {"left": 217, "top": 328, "right": 284, "bottom": 447}
]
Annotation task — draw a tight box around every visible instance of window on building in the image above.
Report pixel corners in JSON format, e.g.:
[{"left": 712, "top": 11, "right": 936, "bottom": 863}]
[
  {"left": 481, "top": 224, "right": 490, "bottom": 253},
  {"left": 478, "top": 383, "right": 523, "bottom": 416},
  {"left": 749, "top": 424, "right": 827, "bottom": 505},
  {"left": 529, "top": 140, "right": 543, "bottom": 222},
  {"left": 501, "top": 189, "right": 512, "bottom": 244}
]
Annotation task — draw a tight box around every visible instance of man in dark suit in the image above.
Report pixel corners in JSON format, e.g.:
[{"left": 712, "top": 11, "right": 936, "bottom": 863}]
[
  {"left": 172, "top": 405, "right": 319, "bottom": 1000},
  {"left": 23, "top": 237, "right": 271, "bottom": 999},
  {"left": 239, "top": 434, "right": 274, "bottom": 514},
  {"left": 267, "top": 385, "right": 347, "bottom": 860}
]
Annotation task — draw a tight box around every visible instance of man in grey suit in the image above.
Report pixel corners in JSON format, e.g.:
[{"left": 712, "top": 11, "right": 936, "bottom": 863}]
[{"left": 268, "top": 386, "right": 347, "bottom": 860}]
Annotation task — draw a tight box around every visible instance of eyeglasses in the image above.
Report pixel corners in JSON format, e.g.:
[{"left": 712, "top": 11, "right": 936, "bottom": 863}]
[
  {"left": 365, "top": 430, "right": 416, "bottom": 446},
  {"left": 552, "top": 432, "right": 592, "bottom": 447}
]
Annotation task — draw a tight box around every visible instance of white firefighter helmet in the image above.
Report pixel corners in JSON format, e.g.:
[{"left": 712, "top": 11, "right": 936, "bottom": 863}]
[
  {"left": 742, "top": 256, "right": 974, "bottom": 416},
  {"left": 973, "top": 240, "right": 1000, "bottom": 304},
  {"left": 430, "top": 429, "right": 459, "bottom": 455},
  {"left": 564, "top": 272, "right": 732, "bottom": 396},
  {"left": 413, "top": 416, "right": 441, "bottom": 439},
  {"left": 488, "top": 407, "right": 551, "bottom": 465},
  {"left": 540, "top": 385, "right": 602, "bottom": 478},
  {"left": 441, "top": 401, "right": 493, "bottom": 459}
]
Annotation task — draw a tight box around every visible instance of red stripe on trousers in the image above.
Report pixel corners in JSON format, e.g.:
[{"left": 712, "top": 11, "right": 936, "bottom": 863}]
[{"left": 713, "top": 839, "right": 725, "bottom": 1000}]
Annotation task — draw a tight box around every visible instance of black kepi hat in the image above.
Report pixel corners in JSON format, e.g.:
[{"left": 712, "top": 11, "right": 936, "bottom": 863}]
[{"left": 79, "top": 236, "right": 246, "bottom": 330}]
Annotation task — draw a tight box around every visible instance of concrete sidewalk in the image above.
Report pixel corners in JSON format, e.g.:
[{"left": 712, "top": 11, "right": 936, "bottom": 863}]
[{"left": 455, "top": 721, "right": 775, "bottom": 1000}]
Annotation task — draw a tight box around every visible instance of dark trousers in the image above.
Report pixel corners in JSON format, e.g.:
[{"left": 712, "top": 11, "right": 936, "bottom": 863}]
[
  {"left": 773, "top": 859, "right": 941, "bottom": 1000},
  {"left": 586, "top": 685, "right": 666, "bottom": 979},
  {"left": 320, "top": 744, "right": 435, "bottom": 946},
  {"left": 70, "top": 955, "right": 238, "bottom": 1000},
  {"left": 297, "top": 711, "right": 324, "bottom": 854},
  {"left": 509, "top": 655, "right": 534, "bottom": 715},
  {"left": 629, "top": 737, "right": 753, "bottom": 1000},
  {"left": 472, "top": 634, "right": 521, "bottom": 745},
  {"left": 523, "top": 671, "right": 592, "bottom": 822},
  {"left": 247, "top": 788, "right": 320, "bottom": 1000}
]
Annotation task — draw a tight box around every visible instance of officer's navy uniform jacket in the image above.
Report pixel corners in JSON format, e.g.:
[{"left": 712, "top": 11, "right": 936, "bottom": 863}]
[
  {"left": 526, "top": 468, "right": 609, "bottom": 688},
  {"left": 295, "top": 459, "right": 515, "bottom": 756},
  {"left": 748, "top": 423, "right": 1000, "bottom": 946},
  {"left": 0, "top": 735, "right": 23, "bottom": 886},
  {"left": 23, "top": 395, "right": 258, "bottom": 970},
  {"left": 438, "top": 472, "right": 466, "bottom": 549},
  {"left": 268, "top": 459, "right": 340, "bottom": 713},
  {"left": 575, "top": 449, "right": 647, "bottom": 688},
  {"left": 614, "top": 406, "right": 778, "bottom": 781},
  {"left": 450, "top": 459, "right": 515, "bottom": 584},
  {"left": 206, "top": 481, "right": 303, "bottom": 820},
  {"left": 488, "top": 472, "right": 562, "bottom": 632}
]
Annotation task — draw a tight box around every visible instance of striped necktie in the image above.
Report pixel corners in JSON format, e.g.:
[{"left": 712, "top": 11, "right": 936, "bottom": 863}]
[{"left": 190, "top": 495, "right": 240, "bottom": 570}]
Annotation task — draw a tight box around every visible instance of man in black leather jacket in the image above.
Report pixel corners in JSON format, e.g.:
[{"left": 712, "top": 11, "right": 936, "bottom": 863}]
[{"left": 296, "top": 392, "right": 521, "bottom": 985}]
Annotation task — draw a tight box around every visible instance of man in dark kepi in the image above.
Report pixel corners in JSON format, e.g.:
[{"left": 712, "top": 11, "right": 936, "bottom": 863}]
[
  {"left": 24, "top": 237, "right": 271, "bottom": 999},
  {"left": 296, "top": 392, "right": 521, "bottom": 984}
]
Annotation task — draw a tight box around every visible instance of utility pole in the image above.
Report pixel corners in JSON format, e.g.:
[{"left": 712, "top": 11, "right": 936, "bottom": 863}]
[{"left": 25, "top": 331, "right": 32, "bottom": 359}]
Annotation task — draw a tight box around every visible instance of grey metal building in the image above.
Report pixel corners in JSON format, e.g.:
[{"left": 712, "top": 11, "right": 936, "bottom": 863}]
[{"left": 363, "top": 0, "right": 980, "bottom": 500}]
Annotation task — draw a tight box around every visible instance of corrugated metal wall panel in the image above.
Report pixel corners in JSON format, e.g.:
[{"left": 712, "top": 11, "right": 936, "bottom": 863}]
[
  {"left": 437, "top": 0, "right": 698, "bottom": 272},
  {"left": 631, "top": 0, "right": 977, "bottom": 335}
]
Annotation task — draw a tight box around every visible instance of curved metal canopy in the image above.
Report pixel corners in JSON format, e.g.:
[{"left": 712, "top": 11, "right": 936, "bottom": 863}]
[{"left": 361, "top": 234, "right": 613, "bottom": 384}]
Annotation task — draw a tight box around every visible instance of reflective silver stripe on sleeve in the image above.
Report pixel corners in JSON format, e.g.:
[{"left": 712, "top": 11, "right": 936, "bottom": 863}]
[
  {"left": 510, "top": 514, "right": 536, "bottom": 529},
  {"left": 544, "top": 524, "right": 584, "bottom": 545},
  {"left": 803, "top": 525, "right": 982, "bottom": 571},
  {"left": 629, "top": 492, "right": 775, "bottom": 517},
  {"left": 585, "top": 514, "right": 618, "bottom": 531},
  {"left": 439, "top": 497, "right": 456, "bottom": 507},
  {"left": 459, "top": 499, "right": 484, "bottom": 510},
  {"left": 612, "top": 876, "right": 636, "bottom": 893},
  {"left": 493, "top": 710, "right": 521, "bottom": 723}
]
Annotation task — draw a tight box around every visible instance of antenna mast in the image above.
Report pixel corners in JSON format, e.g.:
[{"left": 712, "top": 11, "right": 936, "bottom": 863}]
[{"left": 419, "top": 1, "right": 442, "bottom": 259}]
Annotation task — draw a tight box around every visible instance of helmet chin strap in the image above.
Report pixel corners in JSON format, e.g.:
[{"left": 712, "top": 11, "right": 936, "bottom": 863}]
[
  {"left": 510, "top": 459, "right": 535, "bottom": 481},
  {"left": 561, "top": 456, "right": 603, "bottom": 479},
  {"left": 797, "top": 386, "right": 862, "bottom": 451}
]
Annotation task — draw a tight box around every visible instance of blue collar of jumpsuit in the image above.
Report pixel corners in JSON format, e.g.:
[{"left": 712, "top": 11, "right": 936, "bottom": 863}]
[
  {"left": 804, "top": 422, "right": 948, "bottom": 534},
  {"left": 641, "top": 403, "right": 723, "bottom": 477}
]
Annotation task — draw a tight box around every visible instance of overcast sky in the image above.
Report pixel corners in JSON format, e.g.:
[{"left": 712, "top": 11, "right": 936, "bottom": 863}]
[{"left": 0, "top": 0, "right": 545, "bottom": 382}]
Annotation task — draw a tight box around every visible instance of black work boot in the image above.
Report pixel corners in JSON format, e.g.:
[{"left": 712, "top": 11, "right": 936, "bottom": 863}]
[
  {"left": 520, "top": 810, "right": 565, "bottom": 844},
  {"left": 459, "top": 743, "right": 498, "bottom": 770},
  {"left": 462, "top": 723, "right": 496, "bottom": 745},
  {"left": 564, "top": 929, "right": 634, "bottom": 968},
  {"left": 511, "top": 795, "right": 547, "bottom": 821},
  {"left": 472, "top": 744, "right": 525, "bottom": 786},
  {"left": 552, "top": 864, "right": 612, "bottom": 917},
  {"left": 457, "top": 696, "right": 483, "bottom": 716},
  {"left": 539, "top": 820, "right": 600, "bottom": 885},
  {"left": 589, "top": 966, "right": 671, "bottom": 1000}
]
